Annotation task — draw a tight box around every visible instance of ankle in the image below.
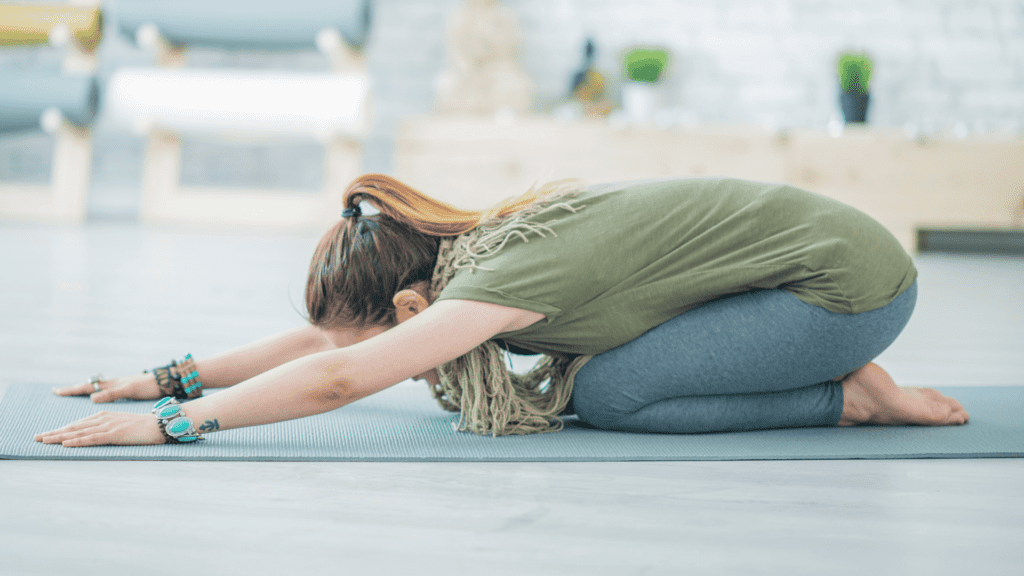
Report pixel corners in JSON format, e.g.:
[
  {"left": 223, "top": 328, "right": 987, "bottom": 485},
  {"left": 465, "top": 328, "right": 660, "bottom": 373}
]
[{"left": 838, "top": 374, "right": 874, "bottom": 426}]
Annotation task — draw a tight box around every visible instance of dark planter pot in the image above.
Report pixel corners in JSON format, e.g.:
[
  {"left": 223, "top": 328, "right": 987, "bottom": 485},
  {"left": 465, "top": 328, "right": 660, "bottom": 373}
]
[{"left": 840, "top": 92, "right": 870, "bottom": 123}]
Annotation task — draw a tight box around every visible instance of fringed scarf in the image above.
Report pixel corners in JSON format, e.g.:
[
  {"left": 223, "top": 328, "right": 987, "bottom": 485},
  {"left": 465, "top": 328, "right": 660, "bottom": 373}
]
[{"left": 427, "top": 192, "right": 592, "bottom": 436}]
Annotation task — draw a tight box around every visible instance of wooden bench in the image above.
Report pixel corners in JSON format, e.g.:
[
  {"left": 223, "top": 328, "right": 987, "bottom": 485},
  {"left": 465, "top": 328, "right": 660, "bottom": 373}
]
[
  {"left": 0, "top": 2, "right": 102, "bottom": 223},
  {"left": 110, "top": 0, "right": 373, "bottom": 228}
]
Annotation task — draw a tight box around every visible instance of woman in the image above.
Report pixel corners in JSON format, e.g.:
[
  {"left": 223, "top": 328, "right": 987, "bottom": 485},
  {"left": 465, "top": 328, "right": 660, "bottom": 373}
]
[{"left": 36, "top": 174, "right": 968, "bottom": 447}]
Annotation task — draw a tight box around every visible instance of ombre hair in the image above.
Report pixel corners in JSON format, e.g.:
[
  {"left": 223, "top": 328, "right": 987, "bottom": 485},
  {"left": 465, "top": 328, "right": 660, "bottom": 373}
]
[{"left": 305, "top": 174, "right": 565, "bottom": 330}]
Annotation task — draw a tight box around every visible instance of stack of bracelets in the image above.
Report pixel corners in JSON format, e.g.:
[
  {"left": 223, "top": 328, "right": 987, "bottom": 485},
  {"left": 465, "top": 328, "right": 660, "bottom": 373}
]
[
  {"left": 148, "top": 353, "right": 204, "bottom": 400},
  {"left": 152, "top": 397, "right": 204, "bottom": 443},
  {"left": 146, "top": 354, "right": 205, "bottom": 443}
]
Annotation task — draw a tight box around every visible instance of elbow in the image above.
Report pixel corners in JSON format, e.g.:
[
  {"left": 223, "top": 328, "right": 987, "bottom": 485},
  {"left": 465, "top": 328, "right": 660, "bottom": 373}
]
[
  {"left": 309, "top": 382, "right": 356, "bottom": 412},
  {"left": 307, "top": 354, "right": 361, "bottom": 412}
]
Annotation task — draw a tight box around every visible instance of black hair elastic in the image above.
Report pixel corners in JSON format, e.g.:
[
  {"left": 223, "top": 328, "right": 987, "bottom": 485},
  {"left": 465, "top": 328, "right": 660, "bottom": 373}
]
[{"left": 341, "top": 205, "right": 361, "bottom": 218}]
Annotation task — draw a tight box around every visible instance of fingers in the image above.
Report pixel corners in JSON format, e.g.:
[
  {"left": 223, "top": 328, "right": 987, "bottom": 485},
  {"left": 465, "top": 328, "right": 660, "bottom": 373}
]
[
  {"left": 52, "top": 381, "right": 98, "bottom": 397},
  {"left": 90, "top": 387, "right": 124, "bottom": 404},
  {"left": 34, "top": 412, "right": 107, "bottom": 443},
  {"left": 54, "top": 374, "right": 111, "bottom": 398},
  {"left": 55, "top": 375, "right": 162, "bottom": 403},
  {"left": 53, "top": 378, "right": 128, "bottom": 403},
  {"left": 60, "top": 431, "right": 114, "bottom": 448},
  {"left": 35, "top": 424, "right": 106, "bottom": 445},
  {"left": 35, "top": 412, "right": 167, "bottom": 447},
  {"left": 91, "top": 378, "right": 157, "bottom": 403}
]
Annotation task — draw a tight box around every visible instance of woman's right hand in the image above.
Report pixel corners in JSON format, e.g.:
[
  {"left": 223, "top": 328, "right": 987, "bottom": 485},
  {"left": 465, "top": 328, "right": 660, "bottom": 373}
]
[{"left": 53, "top": 373, "right": 163, "bottom": 403}]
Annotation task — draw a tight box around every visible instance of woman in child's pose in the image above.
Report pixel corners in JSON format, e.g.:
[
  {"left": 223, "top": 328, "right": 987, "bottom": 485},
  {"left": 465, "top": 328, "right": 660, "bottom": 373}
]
[{"left": 37, "top": 174, "right": 967, "bottom": 446}]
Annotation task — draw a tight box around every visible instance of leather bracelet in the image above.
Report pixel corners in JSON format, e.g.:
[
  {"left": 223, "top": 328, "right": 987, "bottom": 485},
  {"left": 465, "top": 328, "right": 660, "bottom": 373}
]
[
  {"left": 152, "top": 397, "right": 204, "bottom": 443},
  {"left": 151, "top": 366, "right": 176, "bottom": 397}
]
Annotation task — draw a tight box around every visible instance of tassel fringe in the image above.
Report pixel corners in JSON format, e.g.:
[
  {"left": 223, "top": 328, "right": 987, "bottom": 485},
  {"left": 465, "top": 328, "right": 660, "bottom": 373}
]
[{"left": 427, "top": 188, "right": 591, "bottom": 435}]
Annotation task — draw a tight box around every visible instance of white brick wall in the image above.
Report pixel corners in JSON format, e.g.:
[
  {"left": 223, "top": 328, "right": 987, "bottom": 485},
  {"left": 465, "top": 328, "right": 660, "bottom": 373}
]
[
  {"left": 2, "top": 0, "right": 1022, "bottom": 213},
  {"left": 366, "top": 0, "right": 1024, "bottom": 136}
]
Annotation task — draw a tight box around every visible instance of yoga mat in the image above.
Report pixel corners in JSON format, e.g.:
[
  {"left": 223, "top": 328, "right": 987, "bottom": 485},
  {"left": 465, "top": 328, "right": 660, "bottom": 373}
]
[
  {"left": 0, "top": 4, "right": 103, "bottom": 50},
  {"left": 117, "top": 0, "right": 372, "bottom": 50},
  {"left": 105, "top": 68, "right": 370, "bottom": 139},
  {"left": 0, "top": 72, "right": 100, "bottom": 134},
  {"left": 1, "top": 383, "right": 1021, "bottom": 461}
]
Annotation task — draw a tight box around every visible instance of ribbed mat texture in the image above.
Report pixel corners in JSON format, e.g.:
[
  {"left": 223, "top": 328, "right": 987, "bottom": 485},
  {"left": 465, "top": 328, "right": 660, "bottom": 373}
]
[{"left": 1, "top": 383, "right": 1021, "bottom": 461}]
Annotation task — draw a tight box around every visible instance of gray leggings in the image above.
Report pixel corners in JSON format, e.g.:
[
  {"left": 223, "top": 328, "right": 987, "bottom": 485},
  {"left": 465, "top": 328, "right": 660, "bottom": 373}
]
[{"left": 570, "top": 282, "right": 917, "bottom": 433}]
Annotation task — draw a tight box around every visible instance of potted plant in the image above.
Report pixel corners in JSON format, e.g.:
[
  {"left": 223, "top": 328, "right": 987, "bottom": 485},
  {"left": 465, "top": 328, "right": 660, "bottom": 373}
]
[
  {"left": 621, "top": 46, "right": 670, "bottom": 124},
  {"left": 838, "top": 52, "right": 873, "bottom": 123}
]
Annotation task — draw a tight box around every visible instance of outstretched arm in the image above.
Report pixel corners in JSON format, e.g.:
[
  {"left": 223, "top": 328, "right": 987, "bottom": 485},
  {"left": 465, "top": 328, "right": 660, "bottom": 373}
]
[
  {"left": 191, "top": 325, "right": 336, "bottom": 388},
  {"left": 197, "top": 321, "right": 404, "bottom": 389},
  {"left": 53, "top": 324, "right": 357, "bottom": 403},
  {"left": 35, "top": 299, "right": 537, "bottom": 446}
]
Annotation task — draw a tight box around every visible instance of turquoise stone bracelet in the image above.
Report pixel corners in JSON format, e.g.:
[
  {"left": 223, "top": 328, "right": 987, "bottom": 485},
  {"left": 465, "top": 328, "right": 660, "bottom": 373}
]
[{"left": 152, "top": 397, "right": 204, "bottom": 443}]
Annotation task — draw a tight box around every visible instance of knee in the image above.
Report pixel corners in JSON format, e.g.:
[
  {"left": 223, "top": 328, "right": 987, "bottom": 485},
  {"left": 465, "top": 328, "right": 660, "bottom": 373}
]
[
  {"left": 571, "top": 370, "right": 633, "bottom": 430},
  {"left": 573, "top": 396, "right": 627, "bottom": 430}
]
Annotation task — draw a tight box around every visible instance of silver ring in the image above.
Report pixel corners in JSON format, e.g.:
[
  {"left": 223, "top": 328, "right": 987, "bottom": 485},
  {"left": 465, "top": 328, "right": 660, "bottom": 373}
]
[
  {"left": 87, "top": 374, "right": 103, "bottom": 393},
  {"left": 93, "top": 382, "right": 101, "bottom": 392}
]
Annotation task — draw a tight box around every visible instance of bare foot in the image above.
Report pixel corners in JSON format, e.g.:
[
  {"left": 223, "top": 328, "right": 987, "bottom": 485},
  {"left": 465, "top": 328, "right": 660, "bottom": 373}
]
[{"left": 837, "top": 363, "right": 969, "bottom": 426}]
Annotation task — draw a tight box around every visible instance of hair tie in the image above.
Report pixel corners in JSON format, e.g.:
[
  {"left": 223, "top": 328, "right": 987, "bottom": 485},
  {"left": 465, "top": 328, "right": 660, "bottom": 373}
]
[{"left": 341, "top": 205, "right": 361, "bottom": 219}]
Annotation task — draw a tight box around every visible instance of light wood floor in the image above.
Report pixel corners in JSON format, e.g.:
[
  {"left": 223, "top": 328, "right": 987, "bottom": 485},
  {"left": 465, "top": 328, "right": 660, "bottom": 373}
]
[{"left": 1, "top": 222, "right": 1021, "bottom": 575}]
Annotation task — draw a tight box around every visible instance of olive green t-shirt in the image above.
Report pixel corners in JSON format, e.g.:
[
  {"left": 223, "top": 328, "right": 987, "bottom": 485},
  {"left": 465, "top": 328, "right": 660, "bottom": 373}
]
[{"left": 436, "top": 178, "right": 917, "bottom": 356}]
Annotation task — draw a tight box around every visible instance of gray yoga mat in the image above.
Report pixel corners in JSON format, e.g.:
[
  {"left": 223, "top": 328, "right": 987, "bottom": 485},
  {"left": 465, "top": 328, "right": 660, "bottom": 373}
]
[{"left": 1, "top": 383, "right": 1021, "bottom": 461}]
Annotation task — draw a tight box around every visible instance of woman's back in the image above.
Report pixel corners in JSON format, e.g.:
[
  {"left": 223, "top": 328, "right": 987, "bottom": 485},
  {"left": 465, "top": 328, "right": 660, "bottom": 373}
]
[{"left": 437, "top": 177, "right": 917, "bottom": 356}]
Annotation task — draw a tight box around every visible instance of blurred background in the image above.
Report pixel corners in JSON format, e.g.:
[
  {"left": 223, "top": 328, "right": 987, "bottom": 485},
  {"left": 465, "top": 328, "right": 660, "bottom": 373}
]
[{"left": 1, "top": 0, "right": 1023, "bottom": 249}]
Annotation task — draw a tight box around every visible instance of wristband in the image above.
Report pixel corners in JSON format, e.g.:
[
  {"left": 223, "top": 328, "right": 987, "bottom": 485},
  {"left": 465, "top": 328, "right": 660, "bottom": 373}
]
[{"left": 152, "top": 397, "right": 204, "bottom": 443}]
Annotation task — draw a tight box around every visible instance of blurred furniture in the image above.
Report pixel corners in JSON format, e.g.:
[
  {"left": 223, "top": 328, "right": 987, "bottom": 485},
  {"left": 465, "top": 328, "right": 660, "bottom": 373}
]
[
  {"left": 435, "top": 0, "right": 532, "bottom": 115},
  {"left": 0, "top": 2, "right": 102, "bottom": 70},
  {"left": 395, "top": 117, "right": 788, "bottom": 206},
  {"left": 395, "top": 116, "right": 1024, "bottom": 251},
  {"left": 784, "top": 128, "right": 1024, "bottom": 252},
  {"left": 0, "top": 2, "right": 102, "bottom": 223},
  {"left": 110, "top": 0, "right": 373, "bottom": 227}
]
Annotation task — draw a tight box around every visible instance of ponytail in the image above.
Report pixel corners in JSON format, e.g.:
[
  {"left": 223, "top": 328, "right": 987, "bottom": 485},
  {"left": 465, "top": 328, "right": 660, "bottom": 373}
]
[{"left": 341, "top": 173, "right": 576, "bottom": 237}]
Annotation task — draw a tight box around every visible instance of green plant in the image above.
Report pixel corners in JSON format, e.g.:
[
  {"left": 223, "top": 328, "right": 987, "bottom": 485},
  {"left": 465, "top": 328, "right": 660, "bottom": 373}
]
[
  {"left": 624, "top": 47, "right": 670, "bottom": 83},
  {"left": 838, "top": 52, "right": 873, "bottom": 94}
]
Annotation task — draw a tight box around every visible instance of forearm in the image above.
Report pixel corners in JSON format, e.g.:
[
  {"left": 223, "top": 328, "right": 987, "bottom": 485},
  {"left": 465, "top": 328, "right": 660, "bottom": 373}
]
[
  {"left": 195, "top": 325, "right": 333, "bottom": 388},
  {"left": 181, "top": 349, "right": 367, "bottom": 433}
]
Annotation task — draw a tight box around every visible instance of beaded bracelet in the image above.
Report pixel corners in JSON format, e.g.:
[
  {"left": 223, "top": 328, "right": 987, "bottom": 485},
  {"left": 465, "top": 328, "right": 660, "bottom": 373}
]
[
  {"left": 176, "top": 354, "right": 203, "bottom": 398},
  {"left": 149, "top": 353, "right": 204, "bottom": 400},
  {"left": 152, "top": 397, "right": 204, "bottom": 443}
]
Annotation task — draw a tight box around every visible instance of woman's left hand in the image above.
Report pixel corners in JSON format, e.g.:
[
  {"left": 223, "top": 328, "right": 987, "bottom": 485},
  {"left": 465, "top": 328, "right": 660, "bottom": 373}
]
[{"left": 34, "top": 411, "right": 166, "bottom": 447}]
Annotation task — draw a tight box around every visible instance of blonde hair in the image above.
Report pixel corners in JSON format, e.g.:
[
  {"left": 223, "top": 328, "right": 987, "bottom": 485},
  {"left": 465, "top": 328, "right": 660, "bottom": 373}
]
[{"left": 341, "top": 173, "right": 579, "bottom": 237}]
